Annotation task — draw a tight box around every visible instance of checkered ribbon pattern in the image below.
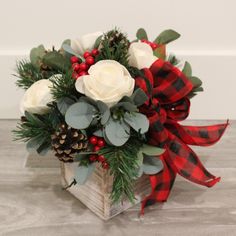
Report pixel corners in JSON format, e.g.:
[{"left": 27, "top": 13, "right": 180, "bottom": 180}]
[{"left": 135, "top": 59, "right": 229, "bottom": 214}]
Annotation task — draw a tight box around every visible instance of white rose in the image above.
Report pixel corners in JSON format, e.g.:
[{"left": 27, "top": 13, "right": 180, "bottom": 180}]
[
  {"left": 128, "top": 42, "right": 157, "bottom": 70},
  {"left": 75, "top": 60, "right": 135, "bottom": 107},
  {"left": 20, "top": 79, "right": 54, "bottom": 115},
  {"left": 71, "top": 31, "right": 102, "bottom": 55}
]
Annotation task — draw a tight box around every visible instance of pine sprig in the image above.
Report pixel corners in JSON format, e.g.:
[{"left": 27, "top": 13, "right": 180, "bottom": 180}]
[
  {"left": 96, "top": 29, "right": 130, "bottom": 68},
  {"left": 13, "top": 103, "right": 63, "bottom": 154},
  {"left": 14, "top": 60, "right": 55, "bottom": 89},
  {"left": 50, "top": 71, "right": 79, "bottom": 101},
  {"left": 98, "top": 137, "right": 142, "bottom": 204}
]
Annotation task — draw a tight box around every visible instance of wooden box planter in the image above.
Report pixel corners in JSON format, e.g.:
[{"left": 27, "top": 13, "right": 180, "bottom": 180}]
[{"left": 60, "top": 162, "right": 151, "bottom": 220}]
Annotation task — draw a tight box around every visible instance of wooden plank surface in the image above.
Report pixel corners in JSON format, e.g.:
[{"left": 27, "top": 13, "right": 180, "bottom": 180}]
[{"left": 0, "top": 120, "right": 235, "bottom": 236}]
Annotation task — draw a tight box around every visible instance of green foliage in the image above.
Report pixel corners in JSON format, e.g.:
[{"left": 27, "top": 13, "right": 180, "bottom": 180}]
[
  {"left": 182, "top": 61, "right": 192, "bottom": 77},
  {"left": 104, "top": 118, "right": 130, "bottom": 146},
  {"left": 42, "top": 50, "right": 71, "bottom": 72},
  {"left": 65, "top": 102, "right": 98, "bottom": 129},
  {"left": 50, "top": 71, "right": 78, "bottom": 100},
  {"left": 30, "top": 44, "right": 46, "bottom": 69},
  {"left": 136, "top": 28, "right": 148, "bottom": 40},
  {"left": 154, "top": 29, "right": 180, "bottom": 44},
  {"left": 13, "top": 104, "right": 63, "bottom": 155},
  {"left": 142, "top": 155, "right": 163, "bottom": 175},
  {"left": 96, "top": 29, "right": 130, "bottom": 68},
  {"left": 14, "top": 60, "right": 54, "bottom": 89},
  {"left": 98, "top": 136, "right": 143, "bottom": 203},
  {"left": 74, "top": 163, "right": 95, "bottom": 184}
]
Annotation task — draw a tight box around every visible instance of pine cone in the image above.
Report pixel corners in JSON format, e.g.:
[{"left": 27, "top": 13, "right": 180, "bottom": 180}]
[
  {"left": 51, "top": 124, "right": 88, "bottom": 162},
  {"left": 105, "top": 29, "right": 129, "bottom": 49}
]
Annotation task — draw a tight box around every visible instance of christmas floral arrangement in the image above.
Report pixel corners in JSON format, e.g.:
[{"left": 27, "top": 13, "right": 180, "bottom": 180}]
[{"left": 13, "top": 28, "right": 228, "bottom": 215}]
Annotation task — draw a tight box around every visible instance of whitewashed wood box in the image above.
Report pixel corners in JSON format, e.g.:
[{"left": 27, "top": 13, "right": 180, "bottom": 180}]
[{"left": 60, "top": 162, "right": 151, "bottom": 220}]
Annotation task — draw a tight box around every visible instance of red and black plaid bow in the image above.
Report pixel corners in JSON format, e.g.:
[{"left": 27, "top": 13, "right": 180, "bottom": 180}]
[{"left": 135, "top": 59, "right": 228, "bottom": 214}]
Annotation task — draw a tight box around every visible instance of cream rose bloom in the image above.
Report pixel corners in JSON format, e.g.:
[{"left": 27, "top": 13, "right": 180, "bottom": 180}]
[
  {"left": 71, "top": 31, "right": 102, "bottom": 55},
  {"left": 75, "top": 60, "right": 135, "bottom": 107},
  {"left": 20, "top": 79, "right": 54, "bottom": 115},
  {"left": 128, "top": 42, "right": 157, "bottom": 69}
]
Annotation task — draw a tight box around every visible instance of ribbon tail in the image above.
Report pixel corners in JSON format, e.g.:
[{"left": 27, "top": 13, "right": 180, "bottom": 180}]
[
  {"left": 166, "top": 120, "right": 229, "bottom": 146},
  {"left": 141, "top": 154, "right": 176, "bottom": 215},
  {"left": 165, "top": 134, "right": 220, "bottom": 187}
]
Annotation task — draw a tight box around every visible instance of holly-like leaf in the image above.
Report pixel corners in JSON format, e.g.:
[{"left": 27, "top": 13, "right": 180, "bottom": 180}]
[
  {"left": 182, "top": 61, "right": 192, "bottom": 77},
  {"left": 124, "top": 112, "right": 149, "bottom": 134},
  {"left": 65, "top": 102, "right": 97, "bottom": 129},
  {"left": 154, "top": 29, "right": 180, "bottom": 44},
  {"left": 74, "top": 163, "right": 95, "bottom": 185},
  {"left": 143, "top": 155, "right": 163, "bottom": 175},
  {"left": 136, "top": 28, "right": 148, "bottom": 40}
]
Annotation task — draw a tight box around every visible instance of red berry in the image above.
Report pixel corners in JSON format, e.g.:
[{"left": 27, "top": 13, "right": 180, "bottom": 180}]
[
  {"left": 97, "top": 138, "right": 105, "bottom": 147},
  {"left": 72, "top": 63, "right": 80, "bottom": 71},
  {"left": 70, "top": 56, "right": 78, "bottom": 64},
  {"left": 102, "top": 162, "right": 109, "bottom": 169},
  {"left": 89, "top": 154, "right": 97, "bottom": 162},
  {"left": 89, "top": 136, "right": 98, "bottom": 145},
  {"left": 83, "top": 51, "right": 91, "bottom": 58},
  {"left": 98, "top": 155, "right": 105, "bottom": 162},
  {"left": 141, "top": 39, "right": 148, "bottom": 43},
  {"left": 85, "top": 56, "right": 95, "bottom": 65},
  {"left": 80, "top": 62, "right": 87, "bottom": 71},
  {"left": 151, "top": 43, "right": 158, "bottom": 50},
  {"left": 72, "top": 72, "right": 79, "bottom": 80},
  {"left": 91, "top": 49, "right": 99, "bottom": 56},
  {"left": 93, "top": 146, "right": 101, "bottom": 152},
  {"left": 78, "top": 71, "right": 88, "bottom": 76}
]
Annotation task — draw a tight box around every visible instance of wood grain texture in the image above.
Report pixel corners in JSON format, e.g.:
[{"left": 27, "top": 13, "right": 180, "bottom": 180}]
[{"left": 0, "top": 120, "right": 235, "bottom": 235}]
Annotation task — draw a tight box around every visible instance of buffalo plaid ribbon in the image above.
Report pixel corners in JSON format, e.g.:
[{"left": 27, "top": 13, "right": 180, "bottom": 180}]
[{"left": 135, "top": 59, "right": 229, "bottom": 214}]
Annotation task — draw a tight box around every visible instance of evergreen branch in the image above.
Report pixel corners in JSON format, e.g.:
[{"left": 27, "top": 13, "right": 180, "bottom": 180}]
[
  {"left": 50, "top": 71, "right": 80, "bottom": 101},
  {"left": 14, "top": 60, "right": 55, "bottom": 89},
  {"left": 96, "top": 29, "right": 130, "bottom": 68},
  {"left": 98, "top": 137, "right": 142, "bottom": 204}
]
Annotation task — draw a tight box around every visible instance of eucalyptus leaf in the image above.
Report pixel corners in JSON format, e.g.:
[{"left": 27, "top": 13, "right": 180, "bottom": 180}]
[
  {"left": 193, "top": 86, "right": 204, "bottom": 92},
  {"left": 62, "top": 44, "right": 83, "bottom": 60},
  {"left": 65, "top": 102, "right": 97, "bottom": 129},
  {"left": 74, "top": 163, "right": 95, "bottom": 185},
  {"left": 136, "top": 28, "right": 148, "bottom": 40},
  {"left": 140, "top": 144, "right": 165, "bottom": 156},
  {"left": 113, "top": 102, "right": 137, "bottom": 112},
  {"left": 124, "top": 112, "right": 149, "bottom": 134},
  {"left": 57, "top": 97, "right": 75, "bottom": 115},
  {"left": 143, "top": 155, "right": 164, "bottom": 175},
  {"left": 104, "top": 119, "right": 130, "bottom": 146},
  {"left": 154, "top": 29, "right": 180, "bottom": 44},
  {"left": 93, "top": 129, "right": 104, "bottom": 137},
  {"left": 97, "top": 101, "right": 110, "bottom": 125},
  {"left": 42, "top": 51, "right": 70, "bottom": 71},
  {"left": 189, "top": 76, "right": 202, "bottom": 88},
  {"left": 130, "top": 88, "right": 148, "bottom": 106},
  {"left": 30, "top": 44, "right": 46, "bottom": 68},
  {"left": 182, "top": 61, "right": 192, "bottom": 77}
]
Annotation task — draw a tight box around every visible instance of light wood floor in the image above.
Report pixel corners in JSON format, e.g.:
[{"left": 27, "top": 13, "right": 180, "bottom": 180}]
[{"left": 0, "top": 120, "right": 235, "bottom": 236}]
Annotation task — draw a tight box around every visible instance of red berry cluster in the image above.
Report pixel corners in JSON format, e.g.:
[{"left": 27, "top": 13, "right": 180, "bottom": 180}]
[
  {"left": 141, "top": 39, "right": 158, "bottom": 50},
  {"left": 88, "top": 136, "right": 109, "bottom": 169},
  {"left": 70, "top": 49, "right": 99, "bottom": 80}
]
